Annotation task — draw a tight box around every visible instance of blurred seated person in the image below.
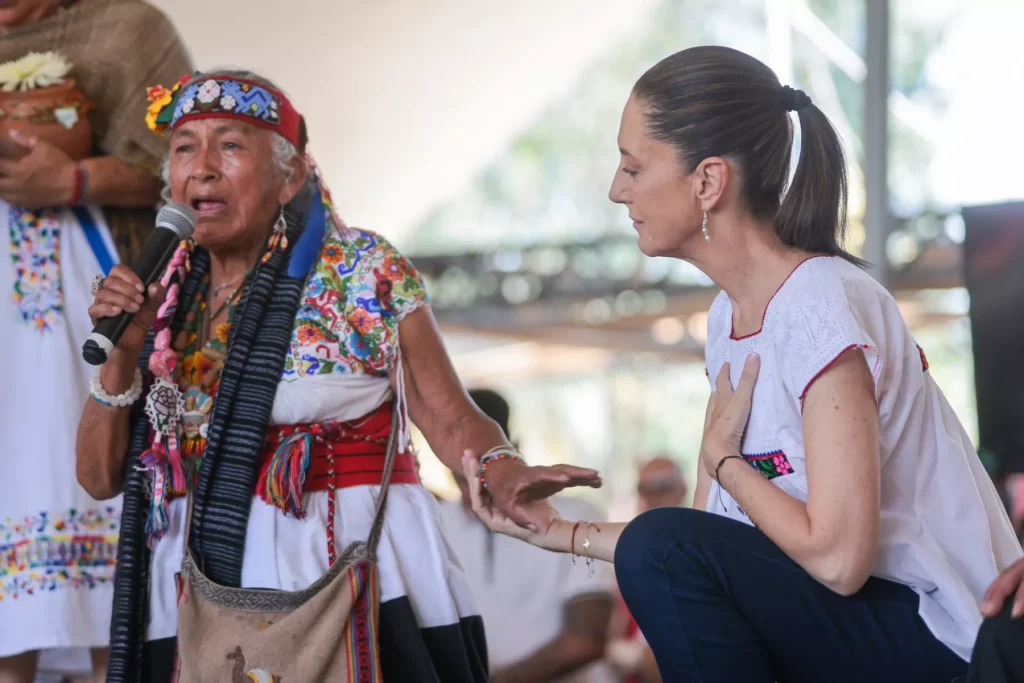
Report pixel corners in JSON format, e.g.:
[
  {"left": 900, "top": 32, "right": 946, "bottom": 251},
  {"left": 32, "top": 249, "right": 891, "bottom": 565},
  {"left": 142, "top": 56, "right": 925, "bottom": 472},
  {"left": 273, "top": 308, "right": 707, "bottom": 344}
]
[
  {"left": 636, "top": 457, "right": 688, "bottom": 512},
  {"left": 967, "top": 555, "right": 1024, "bottom": 682},
  {"left": 606, "top": 458, "right": 687, "bottom": 683},
  {"left": 439, "top": 389, "right": 615, "bottom": 683}
]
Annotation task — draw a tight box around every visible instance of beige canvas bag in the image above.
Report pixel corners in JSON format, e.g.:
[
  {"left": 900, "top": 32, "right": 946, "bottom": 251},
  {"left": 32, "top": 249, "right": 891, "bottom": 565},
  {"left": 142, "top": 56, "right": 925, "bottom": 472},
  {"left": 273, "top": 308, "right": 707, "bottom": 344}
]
[{"left": 173, "top": 413, "right": 399, "bottom": 683}]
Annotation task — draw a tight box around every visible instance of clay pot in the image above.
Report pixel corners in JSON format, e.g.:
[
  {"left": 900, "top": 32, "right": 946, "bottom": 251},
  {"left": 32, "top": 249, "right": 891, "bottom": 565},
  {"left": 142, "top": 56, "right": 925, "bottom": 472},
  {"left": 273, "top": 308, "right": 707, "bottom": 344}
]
[{"left": 0, "top": 79, "right": 93, "bottom": 160}]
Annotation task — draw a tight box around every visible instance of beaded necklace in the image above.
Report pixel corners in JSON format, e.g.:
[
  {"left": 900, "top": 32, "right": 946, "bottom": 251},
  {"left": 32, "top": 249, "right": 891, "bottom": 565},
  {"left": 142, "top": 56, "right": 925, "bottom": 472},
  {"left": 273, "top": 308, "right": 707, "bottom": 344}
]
[{"left": 176, "top": 273, "right": 243, "bottom": 467}]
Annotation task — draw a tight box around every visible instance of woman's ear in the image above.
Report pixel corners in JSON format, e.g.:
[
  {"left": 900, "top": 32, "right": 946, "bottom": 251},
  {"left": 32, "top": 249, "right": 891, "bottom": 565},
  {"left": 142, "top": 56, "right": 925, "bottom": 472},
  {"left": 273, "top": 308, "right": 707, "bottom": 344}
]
[
  {"left": 278, "top": 155, "right": 310, "bottom": 205},
  {"left": 691, "top": 156, "right": 730, "bottom": 211}
]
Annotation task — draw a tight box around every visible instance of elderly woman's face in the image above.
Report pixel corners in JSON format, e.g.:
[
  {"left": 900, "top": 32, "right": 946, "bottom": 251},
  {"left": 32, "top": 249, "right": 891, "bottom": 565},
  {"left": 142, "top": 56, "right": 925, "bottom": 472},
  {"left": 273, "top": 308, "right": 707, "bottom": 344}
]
[{"left": 168, "top": 119, "right": 298, "bottom": 251}]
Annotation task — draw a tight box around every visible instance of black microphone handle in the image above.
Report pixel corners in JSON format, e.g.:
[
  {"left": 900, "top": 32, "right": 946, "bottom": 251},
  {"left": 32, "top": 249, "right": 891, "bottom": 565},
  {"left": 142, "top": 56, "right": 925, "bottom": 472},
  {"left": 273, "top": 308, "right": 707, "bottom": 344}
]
[{"left": 82, "top": 227, "right": 183, "bottom": 366}]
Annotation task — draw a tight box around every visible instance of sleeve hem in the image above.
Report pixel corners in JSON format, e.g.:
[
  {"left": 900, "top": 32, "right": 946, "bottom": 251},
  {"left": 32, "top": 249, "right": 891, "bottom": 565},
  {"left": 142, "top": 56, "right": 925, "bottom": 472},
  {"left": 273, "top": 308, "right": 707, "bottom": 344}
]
[
  {"left": 395, "top": 299, "right": 430, "bottom": 324},
  {"left": 798, "top": 343, "right": 882, "bottom": 402}
]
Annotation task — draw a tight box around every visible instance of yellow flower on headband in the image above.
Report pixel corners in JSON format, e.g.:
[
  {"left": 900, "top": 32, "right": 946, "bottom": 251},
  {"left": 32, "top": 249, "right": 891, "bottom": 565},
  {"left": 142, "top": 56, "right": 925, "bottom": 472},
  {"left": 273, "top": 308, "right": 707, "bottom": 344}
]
[{"left": 145, "top": 74, "right": 191, "bottom": 134}]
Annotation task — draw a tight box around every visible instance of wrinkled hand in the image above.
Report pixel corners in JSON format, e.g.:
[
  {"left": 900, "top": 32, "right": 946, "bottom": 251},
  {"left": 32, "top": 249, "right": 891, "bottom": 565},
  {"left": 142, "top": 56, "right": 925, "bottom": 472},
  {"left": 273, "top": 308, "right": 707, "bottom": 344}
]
[
  {"left": 462, "top": 452, "right": 559, "bottom": 548},
  {"left": 981, "top": 557, "right": 1024, "bottom": 619},
  {"left": 465, "top": 449, "right": 600, "bottom": 532},
  {"left": 0, "top": 130, "right": 77, "bottom": 207},
  {"left": 89, "top": 264, "right": 166, "bottom": 357},
  {"left": 700, "top": 354, "right": 760, "bottom": 478}
]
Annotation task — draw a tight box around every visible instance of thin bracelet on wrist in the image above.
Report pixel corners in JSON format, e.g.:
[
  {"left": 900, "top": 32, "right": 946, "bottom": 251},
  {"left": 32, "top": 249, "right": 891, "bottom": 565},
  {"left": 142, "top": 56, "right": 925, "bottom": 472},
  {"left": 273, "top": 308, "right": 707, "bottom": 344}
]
[
  {"left": 713, "top": 454, "right": 744, "bottom": 483},
  {"left": 479, "top": 446, "right": 525, "bottom": 490},
  {"left": 69, "top": 163, "right": 87, "bottom": 206}
]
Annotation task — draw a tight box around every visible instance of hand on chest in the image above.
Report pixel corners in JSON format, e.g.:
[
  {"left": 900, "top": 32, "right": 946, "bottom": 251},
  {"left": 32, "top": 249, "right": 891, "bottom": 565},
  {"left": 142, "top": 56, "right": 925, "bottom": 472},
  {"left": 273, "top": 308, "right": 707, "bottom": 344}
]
[{"left": 709, "top": 343, "right": 800, "bottom": 482}]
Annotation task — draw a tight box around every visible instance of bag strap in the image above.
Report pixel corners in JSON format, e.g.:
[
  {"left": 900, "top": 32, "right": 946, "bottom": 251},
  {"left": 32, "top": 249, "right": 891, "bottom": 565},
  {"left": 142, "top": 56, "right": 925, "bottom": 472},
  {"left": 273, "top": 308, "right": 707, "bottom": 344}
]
[{"left": 366, "top": 403, "right": 401, "bottom": 558}]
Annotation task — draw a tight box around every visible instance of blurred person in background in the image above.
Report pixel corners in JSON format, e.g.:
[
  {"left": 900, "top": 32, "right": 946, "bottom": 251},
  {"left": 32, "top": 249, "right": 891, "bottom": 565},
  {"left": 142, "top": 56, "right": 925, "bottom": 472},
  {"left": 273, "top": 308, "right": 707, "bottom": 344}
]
[
  {"left": 439, "top": 389, "right": 616, "bottom": 683},
  {"left": 605, "top": 458, "right": 687, "bottom": 683},
  {"left": 463, "top": 45, "right": 1021, "bottom": 683},
  {"left": 635, "top": 457, "right": 687, "bottom": 513},
  {"left": 0, "top": 1, "right": 190, "bottom": 682}
]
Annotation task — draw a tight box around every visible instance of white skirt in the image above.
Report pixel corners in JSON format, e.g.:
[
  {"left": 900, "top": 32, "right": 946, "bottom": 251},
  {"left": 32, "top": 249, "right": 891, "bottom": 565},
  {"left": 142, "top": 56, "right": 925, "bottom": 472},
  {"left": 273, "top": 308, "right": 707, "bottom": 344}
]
[
  {"left": 0, "top": 201, "right": 121, "bottom": 658},
  {"left": 148, "top": 484, "right": 488, "bottom": 680}
]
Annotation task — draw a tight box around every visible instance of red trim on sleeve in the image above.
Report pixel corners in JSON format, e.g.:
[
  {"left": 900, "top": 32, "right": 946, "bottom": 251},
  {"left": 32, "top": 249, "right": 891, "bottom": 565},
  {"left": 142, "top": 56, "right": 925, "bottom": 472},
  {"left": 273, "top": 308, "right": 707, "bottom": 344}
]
[
  {"left": 730, "top": 255, "right": 834, "bottom": 341},
  {"left": 917, "top": 344, "right": 929, "bottom": 372},
  {"left": 798, "top": 343, "right": 876, "bottom": 402}
]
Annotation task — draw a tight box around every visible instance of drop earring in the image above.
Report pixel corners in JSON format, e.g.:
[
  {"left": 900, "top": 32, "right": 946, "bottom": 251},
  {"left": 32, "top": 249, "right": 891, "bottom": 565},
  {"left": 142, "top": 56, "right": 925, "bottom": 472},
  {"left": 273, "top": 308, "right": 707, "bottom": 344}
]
[
  {"left": 263, "top": 205, "right": 289, "bottom": 263},
  {"left": 702, "top": 209, "right": 710, "bottom": 242}
]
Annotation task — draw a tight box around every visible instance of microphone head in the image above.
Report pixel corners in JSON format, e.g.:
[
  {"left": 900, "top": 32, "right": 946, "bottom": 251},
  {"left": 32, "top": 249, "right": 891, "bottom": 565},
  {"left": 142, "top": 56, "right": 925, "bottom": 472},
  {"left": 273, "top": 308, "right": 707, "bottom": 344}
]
[{"left": 155, "top": 203, "right": 196, "bottom": 239}]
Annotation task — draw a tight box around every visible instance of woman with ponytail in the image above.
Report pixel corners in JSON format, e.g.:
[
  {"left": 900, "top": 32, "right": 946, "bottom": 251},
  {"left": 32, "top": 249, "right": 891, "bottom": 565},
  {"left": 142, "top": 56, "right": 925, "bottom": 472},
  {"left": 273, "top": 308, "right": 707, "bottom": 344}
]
[{"left": 468, "top": 46, "right": 1020, "bottom": 682}]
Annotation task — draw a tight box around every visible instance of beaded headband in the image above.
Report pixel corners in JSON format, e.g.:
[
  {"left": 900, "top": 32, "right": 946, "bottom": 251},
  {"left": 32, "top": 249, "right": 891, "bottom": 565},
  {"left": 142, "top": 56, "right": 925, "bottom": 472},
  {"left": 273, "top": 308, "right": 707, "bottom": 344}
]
[{"left": 146, "top": 74, "right": 304, "bottom": 150}]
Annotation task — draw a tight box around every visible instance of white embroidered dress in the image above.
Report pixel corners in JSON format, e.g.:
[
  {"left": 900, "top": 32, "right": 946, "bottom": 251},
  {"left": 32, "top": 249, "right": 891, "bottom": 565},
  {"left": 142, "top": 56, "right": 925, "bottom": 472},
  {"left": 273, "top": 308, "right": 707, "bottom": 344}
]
[
  {"left": 145, "top": 227, "right": 481, "bottom": 673},
  {"left": 0, "top": 201, "right": 121, "bottom": 657},
  {"left": 703, "top": 255, "right": 1022, "bottom": 661}
]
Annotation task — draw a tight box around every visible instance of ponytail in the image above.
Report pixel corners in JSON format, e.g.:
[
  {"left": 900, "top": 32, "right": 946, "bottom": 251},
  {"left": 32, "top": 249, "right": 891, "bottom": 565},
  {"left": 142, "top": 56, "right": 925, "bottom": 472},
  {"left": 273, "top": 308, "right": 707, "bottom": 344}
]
[{"left": 776, "top": 104, "right": 863, "bottom": 265}]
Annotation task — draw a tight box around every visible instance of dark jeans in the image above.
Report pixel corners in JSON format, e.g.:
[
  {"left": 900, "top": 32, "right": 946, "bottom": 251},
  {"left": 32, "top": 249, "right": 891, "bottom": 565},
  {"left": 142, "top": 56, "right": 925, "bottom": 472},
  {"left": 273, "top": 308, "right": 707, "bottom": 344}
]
[
  {"left": 966, "top": 601, "right": 1024, "bottom": 683},
  {"left": 614, "top": 507, "right": 968, "bottom": 683}
]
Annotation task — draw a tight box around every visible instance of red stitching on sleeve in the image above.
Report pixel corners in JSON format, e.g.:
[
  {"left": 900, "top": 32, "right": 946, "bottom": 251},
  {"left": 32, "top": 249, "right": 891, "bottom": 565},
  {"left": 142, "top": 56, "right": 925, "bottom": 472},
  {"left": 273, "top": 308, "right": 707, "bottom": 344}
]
[{"left": 798, "top": 344, "right": 876, "bottom": 401}]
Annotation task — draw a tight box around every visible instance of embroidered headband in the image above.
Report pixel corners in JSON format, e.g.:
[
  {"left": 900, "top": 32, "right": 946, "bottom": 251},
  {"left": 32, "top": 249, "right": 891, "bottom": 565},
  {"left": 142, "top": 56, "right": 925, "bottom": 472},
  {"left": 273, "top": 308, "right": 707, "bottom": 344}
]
[{"left": 146, "top": 74, "right": 304, "bottom": 150}]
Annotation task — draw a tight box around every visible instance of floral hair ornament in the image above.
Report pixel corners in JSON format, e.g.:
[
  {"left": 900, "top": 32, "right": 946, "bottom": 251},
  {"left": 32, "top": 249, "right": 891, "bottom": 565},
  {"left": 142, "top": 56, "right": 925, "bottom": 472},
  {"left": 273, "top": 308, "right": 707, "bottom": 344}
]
[{"left": 145, "top": 73, "right": 191, "bottom": 134}]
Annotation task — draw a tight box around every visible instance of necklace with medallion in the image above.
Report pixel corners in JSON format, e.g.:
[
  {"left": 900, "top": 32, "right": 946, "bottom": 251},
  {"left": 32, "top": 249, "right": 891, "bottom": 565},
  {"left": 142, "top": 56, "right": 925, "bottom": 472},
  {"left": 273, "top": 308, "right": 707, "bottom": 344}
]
[{"left": 175, "top": 274, "right": 245, "bottom": 469}]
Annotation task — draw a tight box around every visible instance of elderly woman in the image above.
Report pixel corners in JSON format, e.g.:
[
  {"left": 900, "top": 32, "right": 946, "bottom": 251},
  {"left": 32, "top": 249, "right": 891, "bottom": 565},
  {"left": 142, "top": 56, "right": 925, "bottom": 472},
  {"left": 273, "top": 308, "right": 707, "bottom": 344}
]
[{"left": 76, "top": 69, "right": 598, "bottom": 683}]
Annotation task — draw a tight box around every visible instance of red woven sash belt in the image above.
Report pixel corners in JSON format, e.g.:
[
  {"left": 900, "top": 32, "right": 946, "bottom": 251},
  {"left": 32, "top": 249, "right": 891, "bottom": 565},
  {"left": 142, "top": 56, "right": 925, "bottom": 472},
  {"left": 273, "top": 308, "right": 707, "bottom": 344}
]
[{"left": 255, "top": 401, "right": 420, "bottom": 517}]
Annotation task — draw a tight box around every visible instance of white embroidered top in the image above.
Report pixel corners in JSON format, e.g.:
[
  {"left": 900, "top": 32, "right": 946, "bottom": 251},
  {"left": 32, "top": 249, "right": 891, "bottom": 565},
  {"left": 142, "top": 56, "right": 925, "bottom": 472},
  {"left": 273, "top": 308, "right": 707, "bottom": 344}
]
[{"left": 704, "top": 255, "right": 1022, "bottom": 661}]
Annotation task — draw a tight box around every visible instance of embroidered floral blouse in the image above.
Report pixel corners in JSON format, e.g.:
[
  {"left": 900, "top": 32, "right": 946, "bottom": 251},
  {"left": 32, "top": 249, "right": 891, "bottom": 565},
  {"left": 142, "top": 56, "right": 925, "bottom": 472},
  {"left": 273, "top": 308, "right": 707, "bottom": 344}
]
[{"left": 282, "top": 224, "right": 428, "bottom": 381}]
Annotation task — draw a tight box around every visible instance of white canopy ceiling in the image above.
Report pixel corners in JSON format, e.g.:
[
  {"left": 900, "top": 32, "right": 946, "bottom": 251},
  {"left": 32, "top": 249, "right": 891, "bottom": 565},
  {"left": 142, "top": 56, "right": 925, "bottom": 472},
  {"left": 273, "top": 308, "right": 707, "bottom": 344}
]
[{"left": 153, "top": 0, "right": 658, "bottom": 247}]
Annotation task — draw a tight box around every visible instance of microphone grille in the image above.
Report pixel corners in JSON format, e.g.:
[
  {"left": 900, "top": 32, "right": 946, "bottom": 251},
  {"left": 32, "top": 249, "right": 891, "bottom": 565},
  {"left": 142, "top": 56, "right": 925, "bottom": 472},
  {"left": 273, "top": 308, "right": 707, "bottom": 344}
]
[{"left": 156, "top": 203, "right": 196, "bottom": 239}]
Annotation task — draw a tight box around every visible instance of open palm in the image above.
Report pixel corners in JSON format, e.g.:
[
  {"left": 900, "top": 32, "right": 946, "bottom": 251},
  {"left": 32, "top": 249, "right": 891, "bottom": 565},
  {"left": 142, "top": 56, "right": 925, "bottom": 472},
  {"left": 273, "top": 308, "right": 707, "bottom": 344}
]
[{"left": 462, "top": 452, "right": 561, "bottom": 545}]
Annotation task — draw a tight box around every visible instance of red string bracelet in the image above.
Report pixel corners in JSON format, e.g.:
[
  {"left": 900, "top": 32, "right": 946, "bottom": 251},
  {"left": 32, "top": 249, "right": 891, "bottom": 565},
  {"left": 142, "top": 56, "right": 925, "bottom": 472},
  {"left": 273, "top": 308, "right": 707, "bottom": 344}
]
[
  {"left": 69, "top": 163, "right": 86, "bottom": 206},
  {"left": 570, "top": 521, "right": 582, "bottom": 563}
]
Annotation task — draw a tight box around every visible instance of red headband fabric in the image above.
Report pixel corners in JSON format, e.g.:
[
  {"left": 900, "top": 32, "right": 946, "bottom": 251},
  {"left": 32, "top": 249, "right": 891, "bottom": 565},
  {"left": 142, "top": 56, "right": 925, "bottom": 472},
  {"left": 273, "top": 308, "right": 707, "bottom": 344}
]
[{"left": 170, "top": 76, "right": 303, "bottom": 150}]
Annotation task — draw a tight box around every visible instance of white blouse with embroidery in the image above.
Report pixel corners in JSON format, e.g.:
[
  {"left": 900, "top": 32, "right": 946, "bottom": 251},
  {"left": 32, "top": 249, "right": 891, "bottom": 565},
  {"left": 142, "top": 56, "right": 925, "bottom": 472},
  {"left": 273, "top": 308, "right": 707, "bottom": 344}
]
[{"left": 703, "top": 255, "right": 1022, "bottom": 661}]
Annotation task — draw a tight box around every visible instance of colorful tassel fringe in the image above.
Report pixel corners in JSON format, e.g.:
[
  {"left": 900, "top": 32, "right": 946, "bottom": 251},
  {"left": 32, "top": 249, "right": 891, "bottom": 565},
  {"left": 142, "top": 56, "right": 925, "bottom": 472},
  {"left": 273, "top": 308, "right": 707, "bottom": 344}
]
[{"left": 257, "top": 431, "right": 312, "bottom": 518}]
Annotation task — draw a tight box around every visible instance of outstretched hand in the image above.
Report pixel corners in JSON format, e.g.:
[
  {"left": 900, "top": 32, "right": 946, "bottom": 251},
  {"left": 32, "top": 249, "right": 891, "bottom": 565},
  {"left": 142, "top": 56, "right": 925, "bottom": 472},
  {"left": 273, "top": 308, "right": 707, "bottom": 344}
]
[
  {"left": 462, "top": 452, "right": 556, "bottom": 545},
  {"left": 474, "top": 450, "right": 601, "bottom": 532}
]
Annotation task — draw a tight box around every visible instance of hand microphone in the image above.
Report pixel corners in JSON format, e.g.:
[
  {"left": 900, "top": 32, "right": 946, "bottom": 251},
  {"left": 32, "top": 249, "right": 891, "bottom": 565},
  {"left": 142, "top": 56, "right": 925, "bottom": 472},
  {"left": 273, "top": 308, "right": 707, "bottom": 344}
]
[{"left": 82, "top": 203, "right": 195, "bottom": 366}]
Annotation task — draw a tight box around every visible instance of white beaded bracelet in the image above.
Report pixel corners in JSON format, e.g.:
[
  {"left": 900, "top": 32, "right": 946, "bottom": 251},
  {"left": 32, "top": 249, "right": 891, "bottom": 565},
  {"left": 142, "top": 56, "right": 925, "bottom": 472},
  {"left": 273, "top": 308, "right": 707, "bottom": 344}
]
[{"left": 90, "top": 366, "right": 144, "bottom": 408}]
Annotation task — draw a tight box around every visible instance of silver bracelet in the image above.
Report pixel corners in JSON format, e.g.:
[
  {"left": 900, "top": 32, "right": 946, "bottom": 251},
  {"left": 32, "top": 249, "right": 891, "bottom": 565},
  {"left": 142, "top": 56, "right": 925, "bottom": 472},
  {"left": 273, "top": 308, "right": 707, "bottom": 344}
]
[{"left": 90, "top": 366, "right": 143, "bottom": 408}]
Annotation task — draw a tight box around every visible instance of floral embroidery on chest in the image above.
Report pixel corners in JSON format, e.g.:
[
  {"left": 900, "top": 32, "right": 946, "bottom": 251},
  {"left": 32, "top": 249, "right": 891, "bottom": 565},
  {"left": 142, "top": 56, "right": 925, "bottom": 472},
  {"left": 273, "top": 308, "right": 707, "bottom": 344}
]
[
  {"left": 743, "top": 449, "right": 796, "bottom": 480},
  {"left": 283, "top": 227, "right": 426, "bottom": 379}
]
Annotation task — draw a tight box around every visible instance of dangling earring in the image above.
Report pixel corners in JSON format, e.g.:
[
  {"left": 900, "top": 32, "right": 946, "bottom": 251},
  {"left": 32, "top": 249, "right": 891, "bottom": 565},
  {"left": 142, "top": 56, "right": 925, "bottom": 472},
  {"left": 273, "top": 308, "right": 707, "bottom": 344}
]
[
  {"left": 702, "top": 208, "right": 710, "bottom": 242},
  {"left": 263, "top": 205, "right": 289, "bottom": 263}
]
